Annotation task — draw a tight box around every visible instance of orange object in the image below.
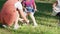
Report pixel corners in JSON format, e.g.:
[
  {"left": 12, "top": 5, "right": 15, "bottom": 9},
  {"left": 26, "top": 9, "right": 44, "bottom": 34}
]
[{"left": 0, "top": 0, "right": 19, "bottom": 26}]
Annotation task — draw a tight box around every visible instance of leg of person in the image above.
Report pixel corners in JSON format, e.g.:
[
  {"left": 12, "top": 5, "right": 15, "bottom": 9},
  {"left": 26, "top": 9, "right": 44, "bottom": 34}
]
[
  {"left": 26, "top": 13, "right": 29, "bottom": 25},
  {"left": 52, "top": 9, "right": 58, "bottom": 16},
  {"left": 29, "top": 12, "right": 38, "bottom": 26},
  {"left": 2, "top": 16, "right": 14, "bottom": 28},
  {"left": 14, "top": 11, "right": 20, "bottom": 29}
]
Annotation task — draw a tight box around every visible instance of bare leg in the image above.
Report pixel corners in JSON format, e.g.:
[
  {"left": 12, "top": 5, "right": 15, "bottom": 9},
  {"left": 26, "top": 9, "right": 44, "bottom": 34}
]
[
  {"left": 14, "top": 12, "right": 20, "bottom": 29},
  {"left": 29, "top": 13, "right": 38, "bottom": 26}
]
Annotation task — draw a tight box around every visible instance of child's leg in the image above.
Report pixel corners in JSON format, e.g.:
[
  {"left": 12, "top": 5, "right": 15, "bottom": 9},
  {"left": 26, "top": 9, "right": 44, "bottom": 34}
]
[
  {"left": 29, "top": 13, "right": 38, "bottom": 26},
  {"left": 14, "top": 12, "right": 20, "bottom": 29},
  {"left": 23, "top": 12, "right": 29, "bottom": 25}
]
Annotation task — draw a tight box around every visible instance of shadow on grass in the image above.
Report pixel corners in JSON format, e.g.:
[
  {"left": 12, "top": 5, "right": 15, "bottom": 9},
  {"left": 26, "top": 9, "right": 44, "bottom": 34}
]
[{"left": 35, "top": 2, "right": 59, "bottom": 19}]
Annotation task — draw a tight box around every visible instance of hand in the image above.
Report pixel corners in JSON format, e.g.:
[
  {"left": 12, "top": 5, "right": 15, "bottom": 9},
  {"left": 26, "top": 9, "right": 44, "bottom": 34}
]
[
  {"left": 53, "top": 7, "right": 59, "bottom": 10},
  {"left": 26, "top": 20, "right": 29, "bottom": 25},
  {"left": 53, "top": 7, "right": 56, "bottom": 10},
  {"left": 34, "top": 9, "right": 37, "bottom": 11}
]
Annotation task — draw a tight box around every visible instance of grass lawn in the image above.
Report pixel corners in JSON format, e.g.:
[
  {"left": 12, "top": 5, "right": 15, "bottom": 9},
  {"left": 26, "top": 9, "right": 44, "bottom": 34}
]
[{"left": 0, "top": 0, "right": 60, "bottom": 34}]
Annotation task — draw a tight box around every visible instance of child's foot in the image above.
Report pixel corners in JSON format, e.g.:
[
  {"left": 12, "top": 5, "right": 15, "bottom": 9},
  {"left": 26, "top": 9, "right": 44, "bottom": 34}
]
[
  {"left": 14, "top": 24, "right": 21, "bottom": 30},
  {"left": 2, "top": 25, "right": 10, "bottom": 28},
  {"left": 26, "top": 20, "right": 29, "bottom": 25},
  {"left": 34, "top": 23, "right": 38, "bottom": 27}
]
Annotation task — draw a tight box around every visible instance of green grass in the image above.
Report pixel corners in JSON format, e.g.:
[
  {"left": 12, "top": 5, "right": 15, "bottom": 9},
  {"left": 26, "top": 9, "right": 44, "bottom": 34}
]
[{"left": 0, "top": 0, "right": 60, "bottom": 34}]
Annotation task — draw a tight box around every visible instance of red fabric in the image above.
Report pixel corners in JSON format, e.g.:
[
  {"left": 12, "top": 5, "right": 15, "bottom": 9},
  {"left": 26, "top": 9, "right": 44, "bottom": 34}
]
[
  {"left": 22, "top": 0, "right": 35, "bottom": 7},
  {"left": 0, "top": 0, "right": 18, "bottom": 26}
]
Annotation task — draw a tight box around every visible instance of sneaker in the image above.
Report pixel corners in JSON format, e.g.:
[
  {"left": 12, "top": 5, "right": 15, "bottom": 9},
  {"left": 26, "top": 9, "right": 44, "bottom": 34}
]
[
  {"left": 34, "top": 23, "right": 38, "bottom": 27},
  {"left": 14, "top": 24, "right": 21, "bottom": 30},
  {"left": 2, "top": 25, "right": 10, "bottom": 28}
]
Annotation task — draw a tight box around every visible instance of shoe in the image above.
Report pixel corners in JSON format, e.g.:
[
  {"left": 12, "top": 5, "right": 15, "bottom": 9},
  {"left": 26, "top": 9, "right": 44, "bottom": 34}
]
[
  {"left": 14, "top": 24, "right": 21, "bottom": 30},
  {"left": 2, "top": 25, "right": 10, "bottom": 28},
  {"left": 34, "top": 23, "right": 38, "bottom": 27}
]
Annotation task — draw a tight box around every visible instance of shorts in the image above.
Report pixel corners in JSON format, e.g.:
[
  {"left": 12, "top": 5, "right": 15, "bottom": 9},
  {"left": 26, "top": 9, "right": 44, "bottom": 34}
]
[
  {"left": 24, "top": 7, "right": 35, "bottom": 15},
  {"left": 26, "top": 7, "right": 35, "bottom": 13}
]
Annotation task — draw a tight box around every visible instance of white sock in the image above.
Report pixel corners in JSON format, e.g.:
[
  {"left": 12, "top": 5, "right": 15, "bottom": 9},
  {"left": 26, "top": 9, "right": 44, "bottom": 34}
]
[{"left": 14, "top": 24, "right": 20, "bottom": 30}]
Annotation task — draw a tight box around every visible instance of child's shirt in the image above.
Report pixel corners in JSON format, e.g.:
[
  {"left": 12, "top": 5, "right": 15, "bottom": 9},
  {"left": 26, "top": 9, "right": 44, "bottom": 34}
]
[
  {"left": 15, "top": 1, "right": 23, "bottom": 10},
  {"left": 22, "top": 0, "right": 34, "bottom": 7}
]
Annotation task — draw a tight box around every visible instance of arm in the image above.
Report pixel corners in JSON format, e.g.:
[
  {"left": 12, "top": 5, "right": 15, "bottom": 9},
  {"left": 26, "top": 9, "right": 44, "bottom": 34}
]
[
  {"left": 15, "top": 2, "right": 29, "bottom": 23},
  {"left": 53, "top": 1, "right": 58, "bottom": 8},
  {"left": 33, "top": 0, "right": 37, "bottom": 11},
  {"left": 34, "top": 2, "right": 37, "bottom": 11},
  {"left": 52, "top": 1, "right": 58, "bottom": 10},
  {"left": 18, "top": 9, "right": 29, "bottom": 23}
]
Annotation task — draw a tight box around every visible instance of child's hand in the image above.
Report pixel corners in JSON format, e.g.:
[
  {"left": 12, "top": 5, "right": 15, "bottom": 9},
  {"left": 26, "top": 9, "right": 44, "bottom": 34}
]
[
  {"left": 34, "top": 9, "right": 37, "bottom": 11},
  {"left": 53, "top": 7, "right": 56, "bottom": 10},
  {"left": 53, "top": 7, "right": 59, "bottom": 10}
]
